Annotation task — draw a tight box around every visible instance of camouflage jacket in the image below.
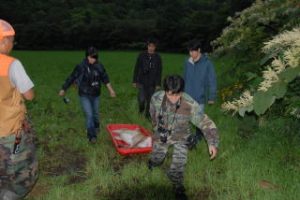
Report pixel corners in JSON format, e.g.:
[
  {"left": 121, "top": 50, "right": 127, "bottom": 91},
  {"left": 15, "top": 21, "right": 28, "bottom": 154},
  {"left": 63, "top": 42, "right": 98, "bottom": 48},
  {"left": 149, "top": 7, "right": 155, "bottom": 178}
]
[{"left": 149, "top": 91, "right": 219, "bottom": 147}]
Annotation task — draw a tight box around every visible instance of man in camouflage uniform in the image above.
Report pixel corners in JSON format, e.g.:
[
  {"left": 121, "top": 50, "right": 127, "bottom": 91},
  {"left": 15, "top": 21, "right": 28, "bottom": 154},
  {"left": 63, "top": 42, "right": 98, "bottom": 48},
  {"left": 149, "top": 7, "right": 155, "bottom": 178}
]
[
  {"left": 0, "top": 19, "right": 38, "bottom": 199},
  {"left": 148, "top": 75, "right": 219, "bottom": 200}
]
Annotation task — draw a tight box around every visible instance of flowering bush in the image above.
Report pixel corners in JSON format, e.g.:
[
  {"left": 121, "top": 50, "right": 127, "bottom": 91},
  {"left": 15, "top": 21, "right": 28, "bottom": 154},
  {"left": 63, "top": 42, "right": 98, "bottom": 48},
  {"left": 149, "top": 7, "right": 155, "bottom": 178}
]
[
  {"left": 212, "top": 0, "right": 300, "bottom": 57},
  {"left": 222, "top": 28, "right": 300, "bottom": 116}
]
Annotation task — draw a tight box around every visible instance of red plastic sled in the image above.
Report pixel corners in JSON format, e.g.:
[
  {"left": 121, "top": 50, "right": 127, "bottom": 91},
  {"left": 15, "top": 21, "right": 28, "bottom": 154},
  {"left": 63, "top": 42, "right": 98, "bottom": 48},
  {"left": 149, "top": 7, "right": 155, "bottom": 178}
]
[{"left": 106, "top": 124, "right": 153, "bottom": 156}]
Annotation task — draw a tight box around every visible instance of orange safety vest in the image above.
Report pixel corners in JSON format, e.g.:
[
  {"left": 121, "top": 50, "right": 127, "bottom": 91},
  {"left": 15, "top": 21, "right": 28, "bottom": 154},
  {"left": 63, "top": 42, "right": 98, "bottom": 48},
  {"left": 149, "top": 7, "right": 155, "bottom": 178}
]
[{"left": 0, "top": 53, "right": 26, "bottom": 137}]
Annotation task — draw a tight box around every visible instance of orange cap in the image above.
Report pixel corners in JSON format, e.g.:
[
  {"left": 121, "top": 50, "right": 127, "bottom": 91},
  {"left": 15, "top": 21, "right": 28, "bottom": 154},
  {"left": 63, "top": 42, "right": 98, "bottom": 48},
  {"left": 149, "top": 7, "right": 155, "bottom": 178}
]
[{"left": 0, "top": 19, "right": 15, "bottom": 41}]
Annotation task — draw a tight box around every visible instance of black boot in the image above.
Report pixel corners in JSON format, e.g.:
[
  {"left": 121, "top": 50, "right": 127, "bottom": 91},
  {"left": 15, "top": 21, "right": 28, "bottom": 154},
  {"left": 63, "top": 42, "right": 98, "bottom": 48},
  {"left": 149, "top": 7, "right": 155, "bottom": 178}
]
[
  {"left": 147, "top": 160, "right": 154, "bottom": 171},
  {"left": 94, "top": 122, "right": 100, "bottom": 135},
  {"left": 87, "top": 128, "right": 97, "bottom": 144},
  {"left": 174, "top": 186, "right": 188, "bottom": 200}
]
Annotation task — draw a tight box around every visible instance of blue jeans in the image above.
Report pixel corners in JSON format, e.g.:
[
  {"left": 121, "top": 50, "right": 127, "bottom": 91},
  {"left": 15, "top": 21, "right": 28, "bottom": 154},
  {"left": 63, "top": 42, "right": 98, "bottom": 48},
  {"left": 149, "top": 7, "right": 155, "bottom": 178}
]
[
  {"left": 195, "top": 104, "right": 205, "bottom": 141},
  {"left": 79, "top": 95, "right": 100, "bottom": 140}
]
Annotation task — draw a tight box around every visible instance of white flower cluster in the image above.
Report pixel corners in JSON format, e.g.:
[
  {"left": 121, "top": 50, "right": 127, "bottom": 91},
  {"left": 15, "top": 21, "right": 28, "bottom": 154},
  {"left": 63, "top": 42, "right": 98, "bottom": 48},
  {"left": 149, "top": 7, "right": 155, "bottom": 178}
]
[
  {"left": 222, "top": 90, "right": 253, "bottom": 114},
  {"left": 258, "top": 67, "right": 281, "bottom": 92},
  {"left": 212, "top": 0, "right": 298, "bottom": 54},
  {"left": 222, "top": 27, "right": 300, "bottom": 114},
  {"left": 258, "top": 27, "right": 300, "bottom": 91},
  {"left": 263, "top": 27, "right": 300, "bottom": 55}
]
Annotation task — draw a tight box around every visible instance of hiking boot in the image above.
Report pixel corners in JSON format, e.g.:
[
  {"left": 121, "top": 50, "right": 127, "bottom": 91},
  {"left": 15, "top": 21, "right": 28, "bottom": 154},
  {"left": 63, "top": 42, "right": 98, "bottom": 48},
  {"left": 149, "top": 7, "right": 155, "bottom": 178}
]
[
  {"left": 89, "top": 137, "right": 97, "bottom": 144},
  {"left": 147, "top": 160, "right": 154, "bottom": 171},
  {"left": 174, "top": 186, "right": 188, "bottom": 200}
]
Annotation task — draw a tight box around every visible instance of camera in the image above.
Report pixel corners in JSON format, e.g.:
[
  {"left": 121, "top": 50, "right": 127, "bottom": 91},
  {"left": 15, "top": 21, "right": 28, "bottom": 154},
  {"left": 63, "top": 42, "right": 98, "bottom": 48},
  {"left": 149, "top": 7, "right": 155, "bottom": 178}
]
[
  {"left": 63, "top": 97, "right": 70, "bottom": 104},
  {"left": 187, "top": 134, "right": 197, "bottom": 150},
  {"left": 157, "top": 115, "right": 170, "bottom": 143},
  {"left": 158, "top": 126, "right": 170, "bottom": 143},
  {"left": 91, "top": 81, "right": 99, "bottom": 87}
]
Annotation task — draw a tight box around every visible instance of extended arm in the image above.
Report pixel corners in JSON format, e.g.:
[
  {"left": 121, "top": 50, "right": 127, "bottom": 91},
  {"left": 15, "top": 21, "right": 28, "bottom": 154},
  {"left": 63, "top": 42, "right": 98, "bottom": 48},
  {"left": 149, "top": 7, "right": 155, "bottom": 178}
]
[
  {"left": 190, "top": 102, "right": 219, "bottom": 159},
  {"left": 61, "top": 64, "right": 82, "bottom": 92}
]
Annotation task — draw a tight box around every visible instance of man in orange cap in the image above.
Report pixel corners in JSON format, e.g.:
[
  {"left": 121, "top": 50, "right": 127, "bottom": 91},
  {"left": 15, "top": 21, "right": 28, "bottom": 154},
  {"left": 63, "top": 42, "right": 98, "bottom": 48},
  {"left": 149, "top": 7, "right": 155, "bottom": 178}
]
[{"left": 0, "top": 19, "right": 38, "bottom": 199}]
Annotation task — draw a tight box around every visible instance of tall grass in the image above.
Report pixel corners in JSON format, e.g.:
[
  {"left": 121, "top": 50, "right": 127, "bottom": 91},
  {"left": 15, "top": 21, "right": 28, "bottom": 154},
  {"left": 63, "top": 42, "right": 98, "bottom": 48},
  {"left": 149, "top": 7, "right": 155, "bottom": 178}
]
[{"left": 11, "top": 51, "right": 300, "bottom": 200}]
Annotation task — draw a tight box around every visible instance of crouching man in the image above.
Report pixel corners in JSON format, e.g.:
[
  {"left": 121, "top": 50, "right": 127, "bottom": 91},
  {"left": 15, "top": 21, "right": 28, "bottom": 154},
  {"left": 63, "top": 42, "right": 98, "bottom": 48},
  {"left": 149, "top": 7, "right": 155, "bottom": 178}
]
[
  {"left": 148, "top": 75, "right": 219, "bottom": 200},
  {"left": 0, "top": 19, "right": 38, "bottom": 199}
]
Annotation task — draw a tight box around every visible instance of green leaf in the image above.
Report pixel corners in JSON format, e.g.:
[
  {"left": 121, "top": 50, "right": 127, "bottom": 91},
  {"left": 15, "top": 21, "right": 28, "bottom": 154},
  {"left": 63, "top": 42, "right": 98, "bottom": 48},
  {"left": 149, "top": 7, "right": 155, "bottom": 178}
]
[
  {"left": 245, "top": 72, "right": 257, "bottom": 81},
  {"left": 268, "top": 81, "right": 287, "bottom": 98},
  {"left": 253, "top": 91, "right": 276, "bottom": 115},
  {"left": 279, "top": 67, "right": 300, "bottom": 83},
  {"left": 260, "top": 52, "right": 277, "bottom": 65}
]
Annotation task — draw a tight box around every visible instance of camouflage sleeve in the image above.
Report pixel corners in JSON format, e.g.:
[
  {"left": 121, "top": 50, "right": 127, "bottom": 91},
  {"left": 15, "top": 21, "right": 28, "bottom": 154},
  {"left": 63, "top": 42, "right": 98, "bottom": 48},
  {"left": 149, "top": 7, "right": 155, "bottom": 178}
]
[
  {"left": 149, "top": 95, "right": 157, "bottom": 128},
  {"left": 190, "top": 103, "right": 219, "bottom": 147},
  {"left": 198, "top": 114, "right": 219, "bottom": 147}
]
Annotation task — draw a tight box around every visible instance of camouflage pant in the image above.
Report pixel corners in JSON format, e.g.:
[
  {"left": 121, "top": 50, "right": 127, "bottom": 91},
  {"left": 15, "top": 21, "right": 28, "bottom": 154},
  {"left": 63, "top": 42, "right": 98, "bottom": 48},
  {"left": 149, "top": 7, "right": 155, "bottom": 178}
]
[
  {"left": 150, "top": 139, "right": 188, "bottom": 188},
  {"left": 0, "top": 129, "right": 38, "bottom": 199}
]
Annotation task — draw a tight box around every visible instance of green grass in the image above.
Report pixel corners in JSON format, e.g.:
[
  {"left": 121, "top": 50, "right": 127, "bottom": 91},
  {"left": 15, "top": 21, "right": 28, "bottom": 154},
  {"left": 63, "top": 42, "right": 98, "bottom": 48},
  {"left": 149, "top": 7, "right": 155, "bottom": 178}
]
[{"left": 11, "top": 51, "right": 300, "bottom": 200}]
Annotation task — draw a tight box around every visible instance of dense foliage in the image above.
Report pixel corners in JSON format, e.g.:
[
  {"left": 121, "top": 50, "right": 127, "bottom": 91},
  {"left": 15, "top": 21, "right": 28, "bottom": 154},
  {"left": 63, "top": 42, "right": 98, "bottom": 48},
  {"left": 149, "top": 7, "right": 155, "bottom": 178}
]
[
  {"left": 212, "top": 0, "right": 299, "bottom": 58},
  {"left": 214, "top": 0, "right": 300, "bottom": 118},
  {"left": 0, "top": 0, "right": 253, "bottom": 51},
  {"left": 222, "top": 28, "right": 300, "bottom": 117}
]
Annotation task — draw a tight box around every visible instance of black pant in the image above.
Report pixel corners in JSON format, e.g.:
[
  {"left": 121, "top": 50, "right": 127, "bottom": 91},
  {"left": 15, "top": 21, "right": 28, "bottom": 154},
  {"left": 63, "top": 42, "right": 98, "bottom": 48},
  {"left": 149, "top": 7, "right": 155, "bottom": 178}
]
[{"left": 138, "top": 85, "right": 155, "bottom": 118}]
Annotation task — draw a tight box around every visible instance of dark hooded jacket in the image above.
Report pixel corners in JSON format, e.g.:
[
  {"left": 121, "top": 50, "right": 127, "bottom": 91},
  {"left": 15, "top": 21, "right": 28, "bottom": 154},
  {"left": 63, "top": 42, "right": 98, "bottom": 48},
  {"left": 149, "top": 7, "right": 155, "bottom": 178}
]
[{"left": 62, "top": 59, "right": 110, "bottom": 96}]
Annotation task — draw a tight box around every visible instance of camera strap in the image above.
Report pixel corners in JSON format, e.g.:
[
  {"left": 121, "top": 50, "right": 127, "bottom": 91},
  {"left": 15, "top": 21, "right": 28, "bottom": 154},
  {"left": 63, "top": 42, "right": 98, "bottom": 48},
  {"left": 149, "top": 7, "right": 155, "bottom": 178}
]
[{"left": 159, "top": 94, "right": 181, "bottom": 135}]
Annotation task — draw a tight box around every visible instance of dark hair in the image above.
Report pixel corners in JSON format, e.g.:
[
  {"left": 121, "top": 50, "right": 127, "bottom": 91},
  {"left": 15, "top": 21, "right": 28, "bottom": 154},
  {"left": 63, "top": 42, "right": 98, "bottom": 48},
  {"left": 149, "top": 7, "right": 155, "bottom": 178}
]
[
  {"left": 163, "top": 75, "right": 185, "bottom": 94},
  {"left": 86, "top": 46, "right": 98, "bottom": 57},
  {"left": 146, "top": 37, "right": 158, "bottom": 46},
  {"left": 187, "top": 40, "right": 201, "bottom": 51}
]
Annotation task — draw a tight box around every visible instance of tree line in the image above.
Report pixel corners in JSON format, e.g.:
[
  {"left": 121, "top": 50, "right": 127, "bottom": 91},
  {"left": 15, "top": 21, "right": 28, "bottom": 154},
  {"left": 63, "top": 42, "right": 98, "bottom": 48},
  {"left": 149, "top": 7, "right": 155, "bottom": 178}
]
[{"left": 0, "top": 0, "right": 253, "bottom": 52}]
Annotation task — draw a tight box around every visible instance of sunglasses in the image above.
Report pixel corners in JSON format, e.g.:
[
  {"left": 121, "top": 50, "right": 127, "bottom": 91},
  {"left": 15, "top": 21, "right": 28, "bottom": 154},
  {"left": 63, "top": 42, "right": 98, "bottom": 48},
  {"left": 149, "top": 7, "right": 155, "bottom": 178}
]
[{"left": 90, "top": 55, "right": 98, "bottom": 59}]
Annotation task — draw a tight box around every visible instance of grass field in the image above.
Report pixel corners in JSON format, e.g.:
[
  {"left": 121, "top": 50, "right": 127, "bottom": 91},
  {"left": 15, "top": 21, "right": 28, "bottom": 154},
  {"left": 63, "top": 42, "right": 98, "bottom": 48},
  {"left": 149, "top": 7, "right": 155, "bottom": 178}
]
[{"left": 11, "top": 51, "right": 300, "bottom": 200}]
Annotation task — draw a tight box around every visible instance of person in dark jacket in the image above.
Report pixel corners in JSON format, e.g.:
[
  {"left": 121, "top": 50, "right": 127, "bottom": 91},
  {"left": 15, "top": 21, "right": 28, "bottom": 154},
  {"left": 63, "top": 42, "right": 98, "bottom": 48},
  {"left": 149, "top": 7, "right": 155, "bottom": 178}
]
[
  {"left": 59, "top": 46, "right": 116, "bottom": 143},
  {"left": 183, "top": 41, "right": 217, "bottom": 146},
  {"left": 132, "top": 38, "right": 162, "bottom": 119}
]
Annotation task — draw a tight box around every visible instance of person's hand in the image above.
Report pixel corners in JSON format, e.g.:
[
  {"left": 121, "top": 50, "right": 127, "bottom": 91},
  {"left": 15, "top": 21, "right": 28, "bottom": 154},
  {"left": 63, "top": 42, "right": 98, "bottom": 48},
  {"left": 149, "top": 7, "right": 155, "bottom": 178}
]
[
  {"left": 208, "top": 145, "right": 218, "bottom": 160},
  {"left": 208, "top": 100, "right": 215, "bottom": 105},
  {"left": 110, "top": 90, "right": 116, "bottom": 97},
  {"left": 59, "top": 89, "right": 65, "bottom": 96},
  {"left": 132, "top": 83, "right": 137, "bottom": 88}
]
